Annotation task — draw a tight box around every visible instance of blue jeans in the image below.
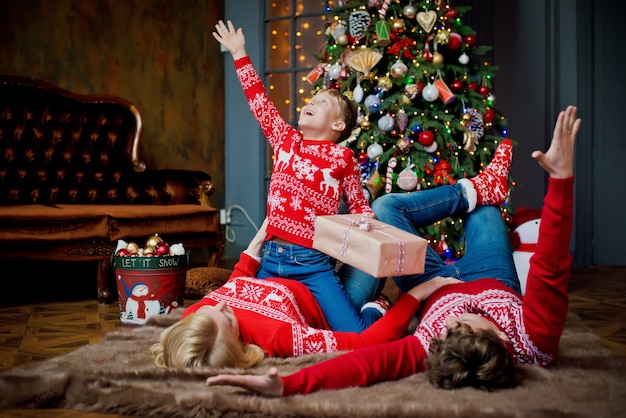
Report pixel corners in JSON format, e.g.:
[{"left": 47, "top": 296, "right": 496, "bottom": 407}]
[
  {"left": 370, "top": 183, "right": 521, "bottom": 294},
  {"left": 257, "top": 241, "right": 379, "bottom": 332}
]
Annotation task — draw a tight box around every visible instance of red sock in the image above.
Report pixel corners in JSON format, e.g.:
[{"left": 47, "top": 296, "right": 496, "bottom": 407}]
[{"left": 470, "top": 139, "right": 513, "bottom": 206}]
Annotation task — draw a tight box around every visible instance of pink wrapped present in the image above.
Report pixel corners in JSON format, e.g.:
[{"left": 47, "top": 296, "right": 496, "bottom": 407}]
[{"left": 313, "top": 214, "right": 427, "bottom": 278}]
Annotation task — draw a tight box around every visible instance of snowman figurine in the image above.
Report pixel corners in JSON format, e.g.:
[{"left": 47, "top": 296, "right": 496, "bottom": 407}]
[{"left": 509, "top": 208, "right": 542, "bottom": 295}]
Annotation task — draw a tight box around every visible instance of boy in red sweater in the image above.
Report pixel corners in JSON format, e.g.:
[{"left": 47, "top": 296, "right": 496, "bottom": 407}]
[
  {"left": 205, "top": 106, "right": 581, "bottom": 393},
  {"left": 213, "top": 20, "right": 380, "bottom": 332}
]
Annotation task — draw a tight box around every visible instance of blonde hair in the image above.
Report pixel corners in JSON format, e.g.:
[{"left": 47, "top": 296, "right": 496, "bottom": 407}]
[
  {"left": 315, "top": 88, "right": 358, "bottom": 142},
  {"left": 150, "top": 312, "right": 265, "bottom": 369}
]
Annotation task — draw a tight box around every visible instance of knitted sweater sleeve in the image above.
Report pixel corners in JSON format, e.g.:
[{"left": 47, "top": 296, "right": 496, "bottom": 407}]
[
  {"left": 332, "top": 294, "right": 420, "bottom": 350},
  {"left": 233, "top": 56, "right": 296, "bottom": 151},
  {"left": 281, "top": 336, "right": 427, "bottom": 395},
  {"left": 342, "top": 151, "right": 372, "bottom": 214},
  {"left": 522, "top": 176, "right": 574, "bottom": 361}
]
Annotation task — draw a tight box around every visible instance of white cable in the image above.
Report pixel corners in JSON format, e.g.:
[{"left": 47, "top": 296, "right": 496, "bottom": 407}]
[{"left": 223, "top": 204, "right": 260, "bottom": 243}]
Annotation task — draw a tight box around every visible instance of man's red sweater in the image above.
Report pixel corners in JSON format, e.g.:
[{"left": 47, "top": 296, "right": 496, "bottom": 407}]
[
  {"left": 233, "top": 56, "right": 371, "bottom": 248},
  {"left": 282, "top": 176, "right": 574, "bottom": 394}
]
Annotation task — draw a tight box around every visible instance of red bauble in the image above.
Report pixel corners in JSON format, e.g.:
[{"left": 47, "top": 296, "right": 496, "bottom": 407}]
[
  {"left": 156, "top": 242, "right": 170, "bottom": 256},
  {"left": 479, "top": 85, "right": 491, "bottom": 96},
  {"left": 483, "top": 109, "right": 495, "bottom": 123},
  {"left": 451, "top": 79, "right": 464, "bottom": 92},
  {"left": 447, "top": 32, "right": 462, "bottom": 50},
  {"left": 444, "top": 9, "right": 459, "bottom": 19},
  {"left": 464, "top": 34, "right": 477, "bottom": 47},
  {"left": 467, "top": 81, "right": 479, "bottom": 92},
  {"left": 358, "top": 152, "right": 368, "bottom": 164},
  {"left": 117, "top": 248, "right": 130, "bottom": 256},
  {"left": 418, "top": 131, "right": 435, "bottom": 146}
]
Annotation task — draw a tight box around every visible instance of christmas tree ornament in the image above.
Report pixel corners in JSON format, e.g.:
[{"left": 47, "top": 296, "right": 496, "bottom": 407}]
[
  {"left": 376, "top": 20, "right": 392, "bottom": 47},
  {"left": 336, "top": 33, "right": 349, "bottom": 46},
  {"left": 378, "top": 76, "right": 393, "bottom": 91},
  {"left": 464, "top": 34, "right": 477, "bottom": 47},
  {"left": 447, "top": 32, "right": 462, "bottom": 50},
  {"left": 391, "top": 16, "right": 406, "bottom": 32},
  {"left": 422, "top": 35, "right": 433, "bottom": 60},
  {"left": 378, "top": 114, "right": 394, "bottom": 132},
  {"left": 364, "top": 94, "right": 381, "bottom": 111},
  {"left": 353, "top": 76, "right": 364, "bottom": 103},
  {"left": 405, "top": 83, "right": 420, "bottom": 99},
  {"left": 424, "top": 142, "right": 438, "bottom": 153},
  {"left": 416, "top": 10, "right": 437, "bottom": 33},
  {"left": 358, "top": 151, "right": 368, "bottom": 164},
  {"left": 395, "top": 137, "right": 412, "bottom": 154},
  {"left": 143, "top": 246, "right": 155, "bottom": 256},
  {"left": 436, "top": 29, "right": 450, "bottom": 45},
  {"left": 349, "top": 10, "right": 371, "bottom": 41},
  {"left": 483, "top": 108, "right": 495, "bottom": 123},
  {"left": 479, "top": 85, "right": 491, "bottom": 96},
  {"left": 434, "top": 77, "right": 456, "bottom": 104},
  {"left": 458, "top": 52, "right": 470, "bottom": 65},
  {"left": 436, "top": 232, "right": 450, "bottom": 260},
  {"left": 385, "top": 157, "right": 397, "bottom": 193},
  {"left": 418, "top": 130, "right": 435, "bottom": 147},
  {"left": 390, "top": 59, "right": 408, "bottom": 78},
  {"left": 422, "top": 83, "right": 440, "bottom": 102},
  {"left": 487, "top": 93, "right": 496, "bottom": 104},
  {"left": 463, "top": 130, "right": 479, "bottom": 152},
  {"left": 451, "top": 79, "right": 464, "bottom": 92},
  {"left": 396, "top": 108, "right": 408, "bottom": 131},
  {"left": 327, "top": 21, "right": 347, "bottom": 44},
  {"left": 397, "top": 163, "right": 419, "bottom": 191},
  {"left": 156, "top": 241, "right": 170, "bottom": 256},
  {"left": 365, "top": 166, "right": 384, "bottom": 198},
  {"left": 360, "top": 117, "right": 372, "bottom": 130},
  {"left": 306, "top": 64, "right": 325, "bottom": 84},
  {"left": 403, "top": 4, "right": 417, "bottom": 19},
  {"left": 432, "top": 51, "right": 444, "bottom": 65},
  {"left": 348, "top": 49, "right": 383, "bottom": 75},
  {"left": 467, "top": 81, "right": 478, "bottom": 91},
  {"left": 145, "top": 233, "right": 163, "bottom": 248},
  {"left": 328, "top": 63, "right": 342, "bottom": 80},
  {"left": 444, "top": 8, "right": 459, "bottom": 20},
  {"left": 367, "top": 142, "right": 384, "bottom": 159},
  {"left": 169, "top": 243, "right": 185, "bottom": 256}
]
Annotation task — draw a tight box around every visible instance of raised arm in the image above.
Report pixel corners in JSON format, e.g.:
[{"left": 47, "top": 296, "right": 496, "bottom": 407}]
[{"left": 212, "top": 20, "right": 247, "bottom": 60}]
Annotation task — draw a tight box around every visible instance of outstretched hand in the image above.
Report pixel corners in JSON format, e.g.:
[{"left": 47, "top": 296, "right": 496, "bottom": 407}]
[
  {"left": 206, "top": 367, "right": 284, "bottom": 397},
  {"left": 532, "top": 105, "right": 581, "bottom": 179},
  {"left": 407, "top": 276, "right": 463, "bottom": 302},
  {"left": 212, "top": 20, "right": 247, "bottom": 60}
]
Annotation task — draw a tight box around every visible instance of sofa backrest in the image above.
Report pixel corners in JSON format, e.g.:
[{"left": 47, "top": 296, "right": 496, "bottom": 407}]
[{"left": 0, "top": 75, "right": 148, "bottom": 205}]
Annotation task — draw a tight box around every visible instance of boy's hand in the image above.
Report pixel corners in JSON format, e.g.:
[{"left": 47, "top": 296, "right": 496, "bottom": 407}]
[
  {"left": 407, "top": 276, "right": 462, "bottom": 302},
  {"left": 212, "top": 20, "right": 247, "bottom": 60},
  {"left": 531, "top": 106, "right": 581, "bottom": 179}
]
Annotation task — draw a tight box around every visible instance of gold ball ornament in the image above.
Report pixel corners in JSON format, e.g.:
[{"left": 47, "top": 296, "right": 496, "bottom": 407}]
[
  {"left": 378, "top": 76, "right": 393, "bottom": 92},
  {"left": 391, "top": 17, "right": 406, "bottom": 32},
  {"left": 400, "top": 94, "right": 412, "bottom": 106},
  {"left": 126, "top": 242, "right": 139, "bottom": 254},
  {"left": 336, "top": 33, "right": 348, "bottom": 46},
  {"left": 432, "top": 51, "right": 444, "bottom": 65},
  {"left": 395, "top": 137, "right": 412, "bottom": 154},
  {"left": 145, "top": 233, "right": 163, "bottom": 249},
  {"left": 360, "top": 118, "right": 372, "bottom": 130}
]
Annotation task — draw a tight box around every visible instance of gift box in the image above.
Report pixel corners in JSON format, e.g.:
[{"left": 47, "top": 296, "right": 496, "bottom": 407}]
[{"left": 313, "top": 214, "right": 427, "bottom": 278}]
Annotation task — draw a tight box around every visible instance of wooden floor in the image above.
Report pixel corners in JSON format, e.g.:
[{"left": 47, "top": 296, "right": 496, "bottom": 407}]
[{"left": 0, "top": 262, "right": 625, "bottom": 417}]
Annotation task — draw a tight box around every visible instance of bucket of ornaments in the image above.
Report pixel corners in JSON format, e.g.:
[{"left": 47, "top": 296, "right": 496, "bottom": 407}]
[{"left": 112, "top": 233, "right": 189, "bottom": 326}]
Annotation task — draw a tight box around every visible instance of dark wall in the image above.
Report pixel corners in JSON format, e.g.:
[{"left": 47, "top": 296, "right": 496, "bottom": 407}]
[{"left": 0, "top": 0, "right": 226, "bottom": 208}]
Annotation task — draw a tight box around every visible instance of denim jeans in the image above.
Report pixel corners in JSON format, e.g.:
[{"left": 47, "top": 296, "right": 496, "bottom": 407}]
[
  {"left": 258, "top": 241, "right": 379, "bottom": 332},
  {"left": 348, "top": 183, "right": 520, "bottom": 295}
]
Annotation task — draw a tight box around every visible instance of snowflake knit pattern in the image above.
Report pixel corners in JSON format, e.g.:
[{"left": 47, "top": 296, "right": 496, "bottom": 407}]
[
  {"left": 234, "top": 56, "right": 371, "bottom": 248},
  {"left": 470, "top": 139, "right": 513, "bottom": 206}
]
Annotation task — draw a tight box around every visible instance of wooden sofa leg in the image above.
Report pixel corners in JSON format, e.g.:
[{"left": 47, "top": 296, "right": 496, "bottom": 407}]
[{"left": 97, "top": 258, "right": 113, "bottom": 304}]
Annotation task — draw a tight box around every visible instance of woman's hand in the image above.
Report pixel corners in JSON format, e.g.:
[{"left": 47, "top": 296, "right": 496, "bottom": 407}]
[
  {"left": 206, "top": 367, "right": 284, "bottom": 397},
  {"left": 407, "top": 276, "right": 462, "bottom": 302},
  {"left": 212, "top": 20, "right": 247, "bottom": 60}
]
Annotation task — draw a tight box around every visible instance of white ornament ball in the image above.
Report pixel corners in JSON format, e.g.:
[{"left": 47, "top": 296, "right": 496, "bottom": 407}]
[
  {"left": 390, "top": 59, "right": 408, "bottom": 79},
  {"left": 378, "top": 114, "right": 394, "bottom": 132},
  {"left": 403, "top": 4, "right": 417, "bottom": 19},
  {"left": 422, "top": 84, "right": 439, "bottom": 102},
  {"left": 364, "top": 94, "right": 381, "bottom": 112},
  {"left": 328, "top": 63, "right": 342, "bottom": 80},
  {"left": 458, "top": 53, "right": 470, "bottom": 65},
  {"left": 169, "top": 243, "right": 186, "bottom": 256},
  {"left": 424, "top": 142, "right": 438, "bottom": 153},
  {"left": 367, "top": 143, "right": 383, "bottom": 159},
  {"left": 397, "top": 166, "right": 418, "bottom": 191}
]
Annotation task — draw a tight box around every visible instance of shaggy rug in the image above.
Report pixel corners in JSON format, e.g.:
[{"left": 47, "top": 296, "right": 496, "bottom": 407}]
[{"left": 1, "top": 310, "right": 625, "bottom": 418}]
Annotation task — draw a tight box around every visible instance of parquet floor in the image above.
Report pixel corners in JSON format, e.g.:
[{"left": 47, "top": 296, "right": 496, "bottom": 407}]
[{"left": 0, "top": 262, "right": 625, "bottom": 417}]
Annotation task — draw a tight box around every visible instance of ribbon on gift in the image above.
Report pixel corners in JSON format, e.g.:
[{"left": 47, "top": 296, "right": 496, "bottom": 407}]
[{"left": 337, "top": 214, "right": 407, "bottom": 276}]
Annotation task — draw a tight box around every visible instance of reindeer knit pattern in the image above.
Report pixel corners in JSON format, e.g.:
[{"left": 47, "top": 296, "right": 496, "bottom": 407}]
[{"left": 234, "top": 57, "right": 371, "bottom": 248}]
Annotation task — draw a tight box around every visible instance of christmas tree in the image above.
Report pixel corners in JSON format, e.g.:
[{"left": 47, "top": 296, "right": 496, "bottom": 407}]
[{"left": 308, "top": 0, "right": 514, "bottom": 260}]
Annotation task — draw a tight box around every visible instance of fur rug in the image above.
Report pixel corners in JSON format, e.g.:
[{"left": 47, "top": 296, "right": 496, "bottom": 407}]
[{"left": 1, "top": 310, "right": 625, "bottom": 418}]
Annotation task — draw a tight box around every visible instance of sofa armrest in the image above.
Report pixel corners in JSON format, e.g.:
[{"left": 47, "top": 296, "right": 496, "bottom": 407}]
[{"left": 129, "top": 169, "right": 215, "bottom": 206}]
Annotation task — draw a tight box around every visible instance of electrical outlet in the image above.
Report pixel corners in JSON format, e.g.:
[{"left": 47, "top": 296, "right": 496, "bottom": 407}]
[{"left": 220, "top": 208, "right": 231, "bottom": 225}]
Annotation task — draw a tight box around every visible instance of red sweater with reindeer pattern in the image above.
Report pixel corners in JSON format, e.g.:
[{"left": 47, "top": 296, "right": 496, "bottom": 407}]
[{"left": 233, "top": 56, "right": 371, "bottom": 248}]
